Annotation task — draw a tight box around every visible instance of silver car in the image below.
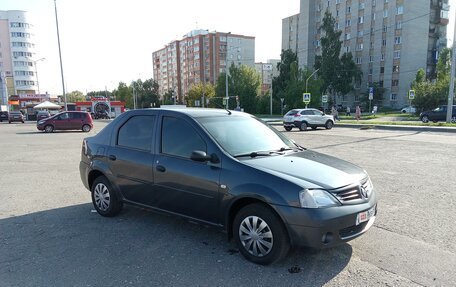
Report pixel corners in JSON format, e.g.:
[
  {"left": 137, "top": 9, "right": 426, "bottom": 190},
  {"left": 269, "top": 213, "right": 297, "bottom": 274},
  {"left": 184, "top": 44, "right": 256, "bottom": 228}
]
[{"left": 283, "top": 108, "right": 335, "bottom": 131}]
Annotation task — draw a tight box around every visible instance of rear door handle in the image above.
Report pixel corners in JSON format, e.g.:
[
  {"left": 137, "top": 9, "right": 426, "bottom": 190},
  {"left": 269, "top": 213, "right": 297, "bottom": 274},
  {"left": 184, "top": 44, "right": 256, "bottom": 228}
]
[
  {"left": 108, "top": 155, "right": 116, "bottom": 161},
  {"left": 156, "top": 165, "right": 166, "bottom": 172}
]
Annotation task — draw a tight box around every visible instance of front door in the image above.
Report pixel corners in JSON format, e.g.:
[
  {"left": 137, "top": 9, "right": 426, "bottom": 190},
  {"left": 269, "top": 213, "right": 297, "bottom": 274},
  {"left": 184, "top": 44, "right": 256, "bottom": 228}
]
[{"left": 153, "top": 115, "right": 221, "bottom": 224}]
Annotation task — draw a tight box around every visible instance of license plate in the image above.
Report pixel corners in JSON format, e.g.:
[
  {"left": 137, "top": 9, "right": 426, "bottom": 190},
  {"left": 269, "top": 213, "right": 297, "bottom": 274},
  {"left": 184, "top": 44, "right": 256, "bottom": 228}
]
[{"left": 356, "top": 205, "right": 376, "bottom": 225}]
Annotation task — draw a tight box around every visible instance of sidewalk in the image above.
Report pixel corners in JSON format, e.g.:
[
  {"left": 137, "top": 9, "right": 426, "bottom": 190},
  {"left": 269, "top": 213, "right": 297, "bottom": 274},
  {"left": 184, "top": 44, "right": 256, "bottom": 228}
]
[{"left": 261, "top": 117, "right": 456, "bottom": 133}]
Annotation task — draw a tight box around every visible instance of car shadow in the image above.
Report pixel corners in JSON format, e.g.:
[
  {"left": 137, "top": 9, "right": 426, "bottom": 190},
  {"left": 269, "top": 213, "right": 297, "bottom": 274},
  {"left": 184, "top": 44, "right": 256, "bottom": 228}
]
[
  {"left": 16, "top": 130, "right": 87, "bottom": 135},
  {"left": 0, "top": 204, "right": 351, "bottom": 286}
]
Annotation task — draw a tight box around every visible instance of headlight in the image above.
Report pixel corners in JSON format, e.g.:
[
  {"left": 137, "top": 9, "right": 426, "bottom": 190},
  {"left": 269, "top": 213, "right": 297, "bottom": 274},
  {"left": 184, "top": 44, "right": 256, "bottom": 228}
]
[
  {"left": 299, "top": 189, "right": 340, "bottom": 208},
  {"left": 38, "top": 120, "right": 45, "bottom": 125}
]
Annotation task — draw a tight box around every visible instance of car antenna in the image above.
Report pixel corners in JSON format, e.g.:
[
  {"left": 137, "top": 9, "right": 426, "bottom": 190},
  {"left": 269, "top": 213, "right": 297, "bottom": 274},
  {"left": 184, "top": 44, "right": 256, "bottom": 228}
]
[{"left": 212, "top": 101, "right": 231, "bottom": 115}]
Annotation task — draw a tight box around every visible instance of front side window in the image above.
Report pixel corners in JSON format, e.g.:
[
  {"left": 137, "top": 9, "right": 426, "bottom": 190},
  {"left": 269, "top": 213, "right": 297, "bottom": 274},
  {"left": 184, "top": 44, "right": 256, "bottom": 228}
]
[
  {"left": 197, "top": 115, "right": 295, "bottom": 156},
  {"left": 161, "top": 116, "right": 206, "bottom": 158},
  {"left": 117, "top": 115, "right": 155, "bottom": 151}
]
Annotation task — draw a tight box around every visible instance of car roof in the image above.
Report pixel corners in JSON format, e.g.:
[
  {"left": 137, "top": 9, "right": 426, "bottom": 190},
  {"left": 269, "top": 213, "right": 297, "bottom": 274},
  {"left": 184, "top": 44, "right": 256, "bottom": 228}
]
[{"left": 127, "top": 107, "right": 249, "bottom": 118}]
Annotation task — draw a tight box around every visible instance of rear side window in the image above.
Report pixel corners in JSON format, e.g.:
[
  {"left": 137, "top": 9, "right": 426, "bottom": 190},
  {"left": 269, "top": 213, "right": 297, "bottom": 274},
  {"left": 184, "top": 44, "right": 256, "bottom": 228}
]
[
  {"left": 161, "top": 116, "right": 206, "bottom": 158},
  {"left": 286, "top": 110, "right": 299, "bottom": 116},
  {"left": 117, "top": 115, "right": 155, "bottom": 151},
  {"left": 72, "top": 113, "right": 82, "bottom": 119},
  {"left": 300, "top": 110, "right": 313, "bottom": 115}
]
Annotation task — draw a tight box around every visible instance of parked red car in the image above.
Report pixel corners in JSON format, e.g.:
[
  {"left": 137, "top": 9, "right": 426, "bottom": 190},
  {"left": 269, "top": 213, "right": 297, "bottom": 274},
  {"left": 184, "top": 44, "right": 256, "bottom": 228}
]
[{"left": 37, "top": 111, "right": 93, "bottom": 133}]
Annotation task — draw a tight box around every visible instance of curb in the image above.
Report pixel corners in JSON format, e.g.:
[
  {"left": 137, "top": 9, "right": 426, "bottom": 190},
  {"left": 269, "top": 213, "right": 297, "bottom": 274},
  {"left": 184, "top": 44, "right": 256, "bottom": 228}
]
[{"left": 265, "top": 121, "right": 456, "bottom": 133}]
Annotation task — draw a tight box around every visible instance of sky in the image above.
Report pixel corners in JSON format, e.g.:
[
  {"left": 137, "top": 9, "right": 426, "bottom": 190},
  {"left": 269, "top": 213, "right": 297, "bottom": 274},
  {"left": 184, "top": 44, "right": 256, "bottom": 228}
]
[
  {"left": 1, "top": 0, "right": 299, "bottom": 95},
  {"left": 1, "top": 0, "right": 455, "bottom": 95}
]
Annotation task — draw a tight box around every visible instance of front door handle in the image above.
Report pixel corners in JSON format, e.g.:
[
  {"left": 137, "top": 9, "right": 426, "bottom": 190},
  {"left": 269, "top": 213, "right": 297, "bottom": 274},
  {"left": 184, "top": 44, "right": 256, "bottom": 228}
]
[
  {"left": 156, "top": 165, "right": 166, "bottom": 172},
  {"left": 108, "top": 155, "right": 116, "bottom": 161}
]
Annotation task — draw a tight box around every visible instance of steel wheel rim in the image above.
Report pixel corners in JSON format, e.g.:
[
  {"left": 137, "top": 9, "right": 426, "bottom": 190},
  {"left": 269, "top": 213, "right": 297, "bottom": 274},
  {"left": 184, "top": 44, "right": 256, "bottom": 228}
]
[
  {"left": 45, "top": 126, "right": 53, "bottom": 132},
  {"left": 94, "top": 183, "right": 110, "bottom": 211},
  {"left": 239, "top": 216, "right": 273, "bottom": 257},
  {"left": 83, "top": 125, "right": 90, "bottom": 132}
]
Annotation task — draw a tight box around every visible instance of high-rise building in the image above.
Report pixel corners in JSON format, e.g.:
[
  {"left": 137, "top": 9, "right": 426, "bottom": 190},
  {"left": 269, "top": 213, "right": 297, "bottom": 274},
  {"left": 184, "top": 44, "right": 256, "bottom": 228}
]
[
  {"left": 282, "top": 0, "right": 450, "bottom": 108},
  {"left": 153, "top": 29, "right": 255, "bottom": 103},
  {"left": 0, "top": 10, "right": 40, "bottom": 104}
]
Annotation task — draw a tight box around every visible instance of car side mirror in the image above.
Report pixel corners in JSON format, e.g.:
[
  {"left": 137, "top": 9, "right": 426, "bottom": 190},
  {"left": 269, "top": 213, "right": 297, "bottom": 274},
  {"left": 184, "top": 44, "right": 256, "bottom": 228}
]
[{"left": 190, "top": 150, "right": 219, "bottom": 164}]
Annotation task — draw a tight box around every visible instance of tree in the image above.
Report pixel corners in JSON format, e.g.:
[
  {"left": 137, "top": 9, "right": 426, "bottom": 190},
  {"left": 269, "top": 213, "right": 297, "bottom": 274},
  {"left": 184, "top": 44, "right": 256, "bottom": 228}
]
[
  {"left": 411, "top": 49, "right": 451, "bottom": 113},
  {"left": 112, "top": 82, "right": 133, "bottom": 108},
  {"left": 315, "top": 11, "right": 361, "bottom": 103},
  {"left": 215, "top": 64, "right": 261, "bottom": 113},
  {"left": 66, "top": 90, "right": 85, "bottom": 103},
  {"left": 187, "top": 83, "right": 215, "bottom": 107},
  {"left": 359, "top": 82, "right": 386, "bottom": 111}
]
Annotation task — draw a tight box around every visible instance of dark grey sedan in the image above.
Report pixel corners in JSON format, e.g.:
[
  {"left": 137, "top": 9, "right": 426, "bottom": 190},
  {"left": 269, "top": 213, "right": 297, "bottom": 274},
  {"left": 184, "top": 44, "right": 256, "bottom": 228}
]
[{"left": 79, "top": 108, "right": 377, "bottom": 265}]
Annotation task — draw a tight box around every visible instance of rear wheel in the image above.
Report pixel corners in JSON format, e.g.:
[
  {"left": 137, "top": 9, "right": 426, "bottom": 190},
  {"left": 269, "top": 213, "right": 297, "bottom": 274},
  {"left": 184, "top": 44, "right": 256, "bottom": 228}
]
[
  {"left": 82, "top": 124, "right": 91, "bottom": 132},
  {"left": 325, "top": 120, "right": 334, "bottom": 129},
  {"left": 91, "top": 176, "right": 122, "bottom": 217},
  {"left": 44, "top": 125, "right": 54, "bottom": 133},
  {"left": 284, "top": 126, "right": 292, "bottom": 131},
  {"left": 233, "top": 203, "right": 290, "bottom": 265},
  {"left": 299, "top": 122, "right": 307, "bottom": 131}
]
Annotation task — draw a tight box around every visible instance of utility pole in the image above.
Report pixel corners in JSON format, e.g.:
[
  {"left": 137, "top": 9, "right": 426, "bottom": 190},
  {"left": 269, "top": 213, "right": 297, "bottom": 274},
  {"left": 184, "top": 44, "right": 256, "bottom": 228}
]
[
  {"left": 447, "top": 10, "right": 456, "bottom": 123},
  {"left": 54, "top": 0, "right": 67, "bottom": 111}
]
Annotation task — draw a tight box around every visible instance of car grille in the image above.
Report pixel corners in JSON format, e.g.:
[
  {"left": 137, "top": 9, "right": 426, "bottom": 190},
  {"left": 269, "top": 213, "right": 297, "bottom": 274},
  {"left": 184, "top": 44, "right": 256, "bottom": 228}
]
[
  {"left": 339, "top": 221, "right": 368, "bottom": 239},
  {"left": 332, "top": 178, "right": 371, "bottom": 204}
]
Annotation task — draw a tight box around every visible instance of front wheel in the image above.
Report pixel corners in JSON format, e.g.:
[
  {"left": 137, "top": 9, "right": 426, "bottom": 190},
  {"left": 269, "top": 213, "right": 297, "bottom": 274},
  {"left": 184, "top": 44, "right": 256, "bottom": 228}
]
[
  {"left": 91, "top": 176, "right": 122, "bottom": 217},
  {"left": 421, "top": 115, "right": 429, "bottom": 123},
  {"left": 451, "top": 117, "right": 456, "bottom": 123},
  {"left": 44, "top": 125, "right": 54, "bottom": 133},
  {"left": 233, "top": 203, "right": 290, "bottom": 265},
  {"left": 325, "top": 120, "right": 334, "bottom": 129},
  {"left": 82, "top": 124, "right": 91, "bottom": 132},
  {"left": 284, "top": 126, "right": 292, "bottom": 131}
]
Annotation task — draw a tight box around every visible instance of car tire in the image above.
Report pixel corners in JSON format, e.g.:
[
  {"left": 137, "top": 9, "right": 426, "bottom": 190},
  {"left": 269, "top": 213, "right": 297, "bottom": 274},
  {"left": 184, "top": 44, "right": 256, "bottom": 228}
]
[
  {"left": 299, "top": 122, "right": 307, "bottom": 131},
  {"left": 325, "top": 120, "right": 334, "bottom": 129},
  {"left": 421, "top": 115, "right": 429, "bottom": 123},
  {"left": 233, "top": 203, "right": 290, "bottom": 265},
  {"left": 451, "top": 117, "right": 456, "bottom": 123},
  {"left": 82, "top": 124, "right": 91, "bottom": 132},
  {"left": 284, "top": 126, "right": 292, "bottom": 131},
  {"left": 91, "top": 176, "right": 123, "bottom": 217},
  {"left": 432, "top": 120, "right": 437, "bottom": 123},
  {"left": 44, "top": 125, "right": 54, "bottom": 133}
]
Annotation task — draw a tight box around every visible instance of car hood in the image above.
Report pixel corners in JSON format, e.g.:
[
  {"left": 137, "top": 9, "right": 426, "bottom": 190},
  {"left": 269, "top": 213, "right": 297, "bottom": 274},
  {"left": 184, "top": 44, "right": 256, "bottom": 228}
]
[{"left": 242, "top": 150, "right": 367, "bottom": 190}]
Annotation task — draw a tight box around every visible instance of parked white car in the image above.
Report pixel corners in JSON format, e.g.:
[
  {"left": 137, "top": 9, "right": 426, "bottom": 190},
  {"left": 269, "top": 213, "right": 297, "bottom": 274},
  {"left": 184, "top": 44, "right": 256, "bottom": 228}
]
[
  {"left": 400, "top": 106, "right": 416, "bottom": 113},
  {"left": 283, "top": 108, "right": 335, "bottom": 131}
]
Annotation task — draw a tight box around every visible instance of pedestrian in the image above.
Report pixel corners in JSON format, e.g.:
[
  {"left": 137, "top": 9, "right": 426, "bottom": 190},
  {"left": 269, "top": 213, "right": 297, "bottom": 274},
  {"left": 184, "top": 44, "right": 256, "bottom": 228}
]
[
  {"left": 346, "top": 106, "right": 351, "bottom": 116},
  {"left": 331, "top": 106, "right": 339, "bottom": 121},
  {"left": 355, "top": 105, "right": 361, "bottom": 121},
  {"left": 372, "top": 105, "right": 378, "bottom": 115}
]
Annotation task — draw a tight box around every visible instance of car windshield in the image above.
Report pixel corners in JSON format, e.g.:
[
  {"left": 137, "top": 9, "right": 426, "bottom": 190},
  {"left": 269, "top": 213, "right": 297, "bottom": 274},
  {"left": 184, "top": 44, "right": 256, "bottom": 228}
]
[{"left": 196, "top": 115, "right": 297, "bottom": 157}]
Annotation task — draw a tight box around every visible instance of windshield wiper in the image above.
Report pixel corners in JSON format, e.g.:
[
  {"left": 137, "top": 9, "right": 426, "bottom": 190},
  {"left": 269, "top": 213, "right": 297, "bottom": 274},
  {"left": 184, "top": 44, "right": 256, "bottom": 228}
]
[{"left": 233, "top": 151, "right": 272, "bottom": 158}]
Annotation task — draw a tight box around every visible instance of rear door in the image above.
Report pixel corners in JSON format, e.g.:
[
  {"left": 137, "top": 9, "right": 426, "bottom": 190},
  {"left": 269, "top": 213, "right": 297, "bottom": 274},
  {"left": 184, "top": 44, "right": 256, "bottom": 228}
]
[
  {"left": 153, "top": 114, "right": 221, "bottom": 224},
  {"left": 107, "top": 113, "right": 157, "bottom": 205}
]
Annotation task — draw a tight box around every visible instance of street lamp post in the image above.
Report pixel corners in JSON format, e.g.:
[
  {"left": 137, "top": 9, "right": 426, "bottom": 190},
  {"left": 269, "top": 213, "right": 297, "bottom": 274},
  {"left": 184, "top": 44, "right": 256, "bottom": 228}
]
[
  {"left": 54, "top": 0, "right": 67, "bottom": 110},
  {"left": 446, "top": 8, "right": 456, "bottom": 123},
  {"left": 33, "top": 57, "right": 45, "bottom": 95},
  {"left": 305, "top": 68, "right": 320, "bottom": 93}
]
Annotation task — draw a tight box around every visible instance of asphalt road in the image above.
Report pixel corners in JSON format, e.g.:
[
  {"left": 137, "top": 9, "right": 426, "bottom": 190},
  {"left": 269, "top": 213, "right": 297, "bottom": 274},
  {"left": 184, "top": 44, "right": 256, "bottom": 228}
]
[{"left": 0, "top": 121, "right": 455, "bottom": 286}]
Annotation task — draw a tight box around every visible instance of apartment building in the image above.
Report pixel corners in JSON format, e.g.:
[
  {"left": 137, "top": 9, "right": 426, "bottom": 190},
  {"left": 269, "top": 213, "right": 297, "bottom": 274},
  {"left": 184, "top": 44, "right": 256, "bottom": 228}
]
[
  {"left": 0, "top": 10, "right": 40, "bottom": 105},
  {"left": 153, "top": 29, "right": 255, "bottom": 103},
  {"left": 255, "top": 60, "right": 280, "bottom": 95},
  {"left": 282, "top": 0, "right": 450, "bottom": 108}
]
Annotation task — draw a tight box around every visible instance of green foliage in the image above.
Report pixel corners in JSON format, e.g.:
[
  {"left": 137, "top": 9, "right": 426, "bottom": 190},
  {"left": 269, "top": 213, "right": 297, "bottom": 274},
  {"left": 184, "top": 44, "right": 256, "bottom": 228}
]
[
  {"left": 411, "top": 49, "right": 451, "bottom": 113},
  {"left": 187, "top": 83, "right": 215, "bottom": 107},
  {"left": 66, "top": 90, "right": 86, "bottom": 103},
  {"left": 314, "top": 11, "right": 361, "bottom": 101},
  {"left": 111, "top": 79, "right": 159, "bottom": 109},
  {"left": 215, "top": 64, "right": 261, "bottom": 113},
  {"left": 359, "top": 82, "right": 386, "bottom": 109}
]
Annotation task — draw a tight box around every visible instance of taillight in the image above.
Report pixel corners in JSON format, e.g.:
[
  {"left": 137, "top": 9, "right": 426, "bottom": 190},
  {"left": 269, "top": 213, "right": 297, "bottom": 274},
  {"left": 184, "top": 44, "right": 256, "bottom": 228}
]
[{"left": 82, "top": 139, "right": 88, "bottom": 155}]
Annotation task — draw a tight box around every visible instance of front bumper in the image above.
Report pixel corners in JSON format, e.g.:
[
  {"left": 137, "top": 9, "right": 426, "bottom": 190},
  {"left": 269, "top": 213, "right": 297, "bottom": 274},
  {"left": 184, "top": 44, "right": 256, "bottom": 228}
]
[{"left": 273, "top": 195, "right": 377, "bottom": 249}]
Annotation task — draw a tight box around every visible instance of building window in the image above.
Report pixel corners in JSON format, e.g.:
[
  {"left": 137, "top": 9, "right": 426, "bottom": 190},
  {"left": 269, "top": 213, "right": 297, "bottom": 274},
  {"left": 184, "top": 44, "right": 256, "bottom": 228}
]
[
  {"left": 396, "top": 6, "right": 404, "bottom": 15},
  {"left": 356, "top": 43, "right": 364, "bottom": 51},
  {"left": 345, "top": 33, "right": 351, "bottom": 40},
  {"left": 344, "top": 46, "right": 351, "bottom": 53},
  {"left": 379, "top": 81, "right": 384, "bottom": 87},
  {"left": 383, "top": 25, "right": 388, "bottom": 32},
  {"left": 359, "top": 2, "right": 365, "bottom": 9},
  {"left": 392, "top": 79, "right": 399, "bottom": 86},
  {"left": 336, "top": 22, "right": 340, "bottom": 29},
  {"left": 380, "top": 66, "right": 385, "bottom": 73},
  {"left": 395, "top": 21, "right": 402, "bottom": 29},
  {"left": 369, "top": 67, "right": 373, "bottom": 75},
  {"left": 382, "top": 39, "right": 387, "bottom": 46},
  {"left": 381, "top": 53, "right": 385, "bottom": 61},
  {"left": 390, "top": 93, "right": 397, "bottom": 101},
  {"left": 346, "top": 6, "right": 351, "bottom": 13},
  {"left": 369, "top": 55, "right": 374, "bottom": 62},
  {"left": 393, "top": 65, "right": 400, "bottom": 72},
  {"left": 383, "top": 10, "right": 388, "bottom": 18},
  {"left": 395, "top": 36, "right": 402, "bottom": 44},
  {"left": 357, "top": 30, "right": 364, "bottom": 37},
  {"left": 346, "top": 19, "right": 351, "bottom": 27},
  {"left": 358, "top": 16, "right": 364, "bottom": 24},
  {"left": 356, "top": 57, "right": 362, "bottom": 64},
  {"left": 394, "top": 50, "right": 401, "bottom": 59}
]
